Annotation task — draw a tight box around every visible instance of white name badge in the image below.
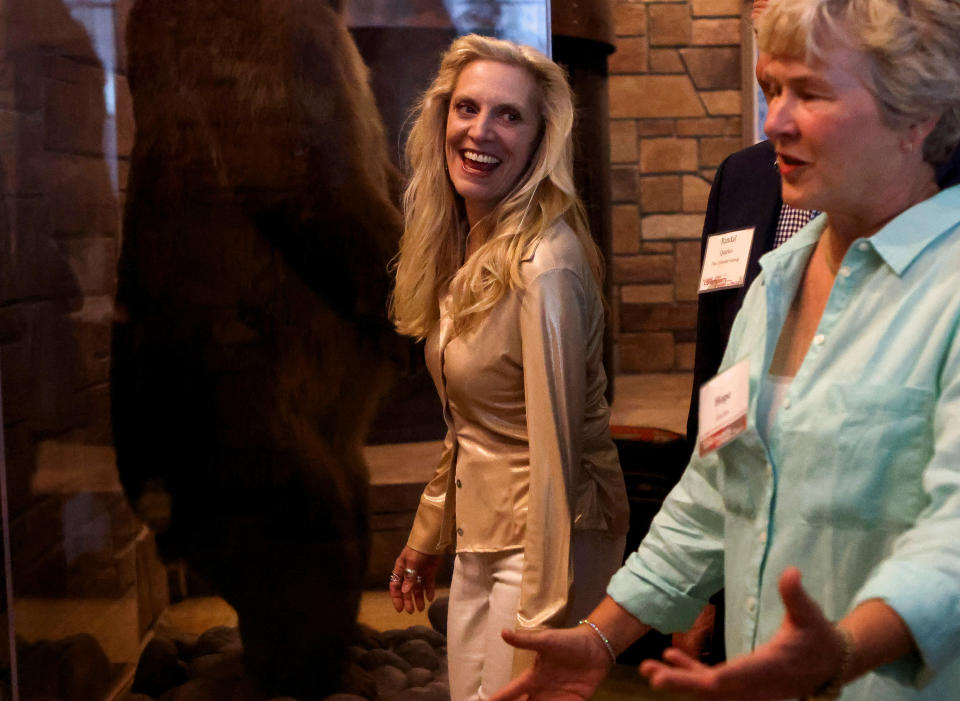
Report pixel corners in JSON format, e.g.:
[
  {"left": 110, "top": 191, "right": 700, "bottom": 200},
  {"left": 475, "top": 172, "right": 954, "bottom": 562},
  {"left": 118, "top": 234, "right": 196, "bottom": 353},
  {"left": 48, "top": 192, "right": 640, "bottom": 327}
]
[
  {"left": 699, "top": 358, "right": 750, "bottom": 456},
  {"left": 698, "top": 227, "right": 755, "bottom": 293}
]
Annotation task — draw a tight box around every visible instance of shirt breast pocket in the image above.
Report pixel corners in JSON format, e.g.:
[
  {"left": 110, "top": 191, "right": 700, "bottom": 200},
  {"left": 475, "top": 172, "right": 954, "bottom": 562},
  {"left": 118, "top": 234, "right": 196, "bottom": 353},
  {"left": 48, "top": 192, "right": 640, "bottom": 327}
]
[{"left": 793, "top": 383, "right": 933, "bottom": 530}]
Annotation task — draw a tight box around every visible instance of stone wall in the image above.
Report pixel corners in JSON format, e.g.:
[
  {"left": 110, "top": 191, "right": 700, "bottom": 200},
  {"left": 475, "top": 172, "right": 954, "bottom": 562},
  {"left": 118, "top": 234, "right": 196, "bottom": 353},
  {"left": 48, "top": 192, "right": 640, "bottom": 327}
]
[{"left": 608, "top": 0, "right": 748, "bottom": 373}]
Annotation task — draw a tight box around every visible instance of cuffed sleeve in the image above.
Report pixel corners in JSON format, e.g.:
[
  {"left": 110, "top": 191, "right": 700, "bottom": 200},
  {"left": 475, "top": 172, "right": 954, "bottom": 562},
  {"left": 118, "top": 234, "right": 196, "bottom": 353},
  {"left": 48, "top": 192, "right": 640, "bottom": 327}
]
[
  {"left": 407, "top": 428, "right": 457, "bottom": 555},
  {"left": 608, "top": 449, "right": 726, "bottom": 633}
]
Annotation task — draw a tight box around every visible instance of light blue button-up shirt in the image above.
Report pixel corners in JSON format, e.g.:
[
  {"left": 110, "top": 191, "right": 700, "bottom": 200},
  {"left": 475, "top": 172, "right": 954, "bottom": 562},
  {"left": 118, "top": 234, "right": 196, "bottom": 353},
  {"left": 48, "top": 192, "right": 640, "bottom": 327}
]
[{"left": 609, "top": 186, "right": 960, "bottom": 699}]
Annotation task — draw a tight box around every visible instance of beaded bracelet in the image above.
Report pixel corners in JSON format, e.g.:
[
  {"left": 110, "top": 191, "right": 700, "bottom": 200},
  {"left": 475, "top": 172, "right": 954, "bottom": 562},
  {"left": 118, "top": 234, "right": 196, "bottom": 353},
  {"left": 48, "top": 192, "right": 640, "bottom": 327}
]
[
  {"left": 804, "top": 625, "right": 855, "bottom": 701},
  {"left": 579, "top": 618, "right": 617, "bottom": 664}
]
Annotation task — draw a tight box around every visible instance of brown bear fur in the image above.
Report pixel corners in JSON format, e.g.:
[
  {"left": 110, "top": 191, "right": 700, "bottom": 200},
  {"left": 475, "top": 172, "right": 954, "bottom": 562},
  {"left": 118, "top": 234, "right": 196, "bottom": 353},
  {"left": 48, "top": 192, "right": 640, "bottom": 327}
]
[{"left": 111, "top": 1, "right": 401, "bottom": 697}]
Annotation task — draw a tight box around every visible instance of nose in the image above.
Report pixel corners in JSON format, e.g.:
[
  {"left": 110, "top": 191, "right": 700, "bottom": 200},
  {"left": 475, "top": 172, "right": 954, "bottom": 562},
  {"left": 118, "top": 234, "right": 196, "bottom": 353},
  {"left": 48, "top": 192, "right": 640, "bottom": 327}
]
[
  {"left": 467, "top": 111, "right": 495, "bottom": 142},
  {"left": 764, "top": 92, "right": 797, "bottom": 143}
]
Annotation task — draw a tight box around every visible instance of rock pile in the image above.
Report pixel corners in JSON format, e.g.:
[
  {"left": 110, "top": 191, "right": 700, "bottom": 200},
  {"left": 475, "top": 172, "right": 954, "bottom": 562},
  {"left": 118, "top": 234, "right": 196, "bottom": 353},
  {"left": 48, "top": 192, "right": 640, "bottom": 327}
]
[
  {"left": 121, "top": 621, "right": 449, "bottom": 701},
  {"left": 338, "top": 624, "right": 448, "bottom": 701}
]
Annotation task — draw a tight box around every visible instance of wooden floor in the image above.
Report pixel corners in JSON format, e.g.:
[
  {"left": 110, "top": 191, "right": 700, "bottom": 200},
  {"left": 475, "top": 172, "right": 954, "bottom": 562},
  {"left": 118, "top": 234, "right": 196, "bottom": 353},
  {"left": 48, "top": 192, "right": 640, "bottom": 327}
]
[{"left": 608, "top": 373, "right": 693, "bottom": 436}]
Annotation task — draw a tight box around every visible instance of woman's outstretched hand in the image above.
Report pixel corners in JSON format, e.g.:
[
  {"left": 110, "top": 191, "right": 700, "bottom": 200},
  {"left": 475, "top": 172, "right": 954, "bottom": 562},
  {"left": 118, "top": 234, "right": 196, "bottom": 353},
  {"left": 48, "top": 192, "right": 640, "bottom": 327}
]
[
  {"left": 640, "top": 567, "right": 851, "bottom": 701},
  {"left": 488, "top": 625, "right": 614, "bottom": 701},
  {"left": 389, "top": 546, "right": 441, "bottom": 613}
]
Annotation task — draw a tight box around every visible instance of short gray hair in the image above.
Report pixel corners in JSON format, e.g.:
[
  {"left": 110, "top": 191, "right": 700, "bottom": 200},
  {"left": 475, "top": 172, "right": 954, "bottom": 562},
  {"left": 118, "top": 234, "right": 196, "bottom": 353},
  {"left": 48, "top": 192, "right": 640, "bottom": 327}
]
[{"left": 757, "top": 0, "right": 960, "bottom": 164}]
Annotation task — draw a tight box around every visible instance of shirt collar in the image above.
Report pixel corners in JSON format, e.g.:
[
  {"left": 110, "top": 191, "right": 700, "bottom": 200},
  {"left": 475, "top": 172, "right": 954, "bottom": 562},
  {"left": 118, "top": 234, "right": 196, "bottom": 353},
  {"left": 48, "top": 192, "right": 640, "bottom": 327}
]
[{"left": 869, "top": 184, "right": 960, "bottom": 276}]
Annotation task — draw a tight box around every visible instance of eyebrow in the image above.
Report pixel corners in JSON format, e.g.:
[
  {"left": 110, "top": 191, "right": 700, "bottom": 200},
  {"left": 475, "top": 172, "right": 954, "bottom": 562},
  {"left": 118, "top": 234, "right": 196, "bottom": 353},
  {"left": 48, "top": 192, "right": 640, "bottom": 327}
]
[
  {"left": 763, "top": 69, "right": 832, "bottom": 92},
  {"left": 451, "top": 93, "right": 528, "bottom": 114},
  {"left": 790, "top": 75, "right": 832, "bottom": 90}
]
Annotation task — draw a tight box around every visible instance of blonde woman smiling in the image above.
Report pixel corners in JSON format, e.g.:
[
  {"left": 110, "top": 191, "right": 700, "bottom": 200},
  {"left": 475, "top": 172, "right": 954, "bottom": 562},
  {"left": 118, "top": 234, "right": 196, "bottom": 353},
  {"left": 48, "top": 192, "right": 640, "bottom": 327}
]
[{"left": 388, "top": 34, "right": 629, "bottom": 701}]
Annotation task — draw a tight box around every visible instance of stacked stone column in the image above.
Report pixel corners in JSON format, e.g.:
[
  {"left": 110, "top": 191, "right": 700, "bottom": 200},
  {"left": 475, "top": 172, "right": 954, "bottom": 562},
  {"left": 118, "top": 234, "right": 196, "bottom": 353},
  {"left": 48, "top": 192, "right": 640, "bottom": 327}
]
[{"left": 608, "top": 0, "right": 747, "bottom": 373}]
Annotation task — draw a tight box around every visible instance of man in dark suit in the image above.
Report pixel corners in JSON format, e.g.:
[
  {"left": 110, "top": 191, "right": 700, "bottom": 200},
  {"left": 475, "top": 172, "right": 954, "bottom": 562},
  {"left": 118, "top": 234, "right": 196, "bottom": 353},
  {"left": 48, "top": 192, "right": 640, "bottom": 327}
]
[{"left": 685, "top": 138, "right": 795, "bottom": 449}]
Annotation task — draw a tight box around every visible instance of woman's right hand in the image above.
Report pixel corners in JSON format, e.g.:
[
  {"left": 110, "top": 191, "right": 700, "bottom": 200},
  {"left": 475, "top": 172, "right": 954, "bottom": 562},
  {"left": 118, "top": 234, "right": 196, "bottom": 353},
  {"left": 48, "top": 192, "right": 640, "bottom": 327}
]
[
  {"left": 488, "top": 625, "right": 614, "bottom": 701},
  {"left": 389, "top": 546, "right": 441, "bottom": 613}
]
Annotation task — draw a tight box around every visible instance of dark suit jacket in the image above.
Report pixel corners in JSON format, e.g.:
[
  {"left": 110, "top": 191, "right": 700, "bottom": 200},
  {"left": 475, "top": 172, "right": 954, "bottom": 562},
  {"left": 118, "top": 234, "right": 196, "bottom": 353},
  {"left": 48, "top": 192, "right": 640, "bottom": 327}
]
[
  {"left": 685, "top": 140, "right": 960, "bottom": 452},
  {"left": 685, "top": 140, "right": 780, "bottom": 451}
]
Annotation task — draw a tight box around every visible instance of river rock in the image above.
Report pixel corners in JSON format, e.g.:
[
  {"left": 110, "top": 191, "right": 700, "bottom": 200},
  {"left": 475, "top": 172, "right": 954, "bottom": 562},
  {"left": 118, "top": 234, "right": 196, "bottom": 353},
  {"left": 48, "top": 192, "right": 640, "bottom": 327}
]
[
  {"left": 394, "top": 640, "right": 438, "bottom": 671},
  {"left": 133, "top": 637, "right": 188, "bottom": 697},
  {"left": 373, "top": 665, "right": 408, "bottom": 697},
  {"left": 357, "top": 648, "right": 411, "bottom": 672},
  {"left": 187, "top": 650, "right": 245, "bottom": 680},
  {"left": 405, "top": 667, "right": 434, "bottom": 688},
  {"left": 194, "top": 626, "right": 242, "bottom": 657}
]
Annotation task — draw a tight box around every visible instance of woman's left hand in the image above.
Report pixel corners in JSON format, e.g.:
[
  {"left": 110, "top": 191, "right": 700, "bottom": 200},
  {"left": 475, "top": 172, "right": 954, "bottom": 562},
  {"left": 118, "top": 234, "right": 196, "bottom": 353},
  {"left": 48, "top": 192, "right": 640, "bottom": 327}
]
[
  {"left": 640, "top": 567, "right": 850, "bottom": 700},
  {"left": 389, "top": 546, "right": 441, "bottom": 614}
]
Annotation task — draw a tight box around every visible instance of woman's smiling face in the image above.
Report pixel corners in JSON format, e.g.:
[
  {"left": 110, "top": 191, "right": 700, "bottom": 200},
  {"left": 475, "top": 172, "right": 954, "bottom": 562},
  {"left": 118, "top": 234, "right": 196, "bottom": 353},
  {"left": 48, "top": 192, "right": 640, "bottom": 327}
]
[{"left": 444, "top": 59, "right": 542, "bottom": 226}]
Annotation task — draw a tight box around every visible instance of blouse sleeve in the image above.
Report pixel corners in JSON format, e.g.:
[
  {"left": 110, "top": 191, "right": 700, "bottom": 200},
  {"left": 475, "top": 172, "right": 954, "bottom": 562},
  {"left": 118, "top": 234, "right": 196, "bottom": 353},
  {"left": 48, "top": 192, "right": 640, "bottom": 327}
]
[
  {"left": 606, "top": 449, "right": 726, "bottom": 632},
  {"left": 515, "top": 267, "right": 590, "bottom": 630},
  {"left": 407, "top": 427, "right": 456, "bottom": 555}
]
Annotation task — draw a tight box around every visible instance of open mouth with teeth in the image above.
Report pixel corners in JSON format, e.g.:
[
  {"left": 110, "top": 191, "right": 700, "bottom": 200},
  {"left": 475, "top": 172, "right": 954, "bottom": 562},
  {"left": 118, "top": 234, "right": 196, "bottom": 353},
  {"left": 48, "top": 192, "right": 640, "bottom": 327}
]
[{"left": 461, "top": 149, "right": 502, "bottom": 173}]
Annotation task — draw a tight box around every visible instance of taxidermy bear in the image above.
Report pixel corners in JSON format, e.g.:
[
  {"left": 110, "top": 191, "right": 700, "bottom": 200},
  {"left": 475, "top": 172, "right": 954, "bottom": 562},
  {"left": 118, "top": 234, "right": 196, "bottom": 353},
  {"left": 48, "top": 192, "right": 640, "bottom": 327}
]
[{"left": 111, "top": 0, "right": 402, "bottom": 697}]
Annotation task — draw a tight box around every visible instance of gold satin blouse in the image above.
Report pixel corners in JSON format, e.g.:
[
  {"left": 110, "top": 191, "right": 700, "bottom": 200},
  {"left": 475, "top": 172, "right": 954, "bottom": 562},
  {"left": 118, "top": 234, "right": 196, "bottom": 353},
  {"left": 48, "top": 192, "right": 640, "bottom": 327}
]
[{"left": 407, "top": 219, "right": 629, "bottom": 631}]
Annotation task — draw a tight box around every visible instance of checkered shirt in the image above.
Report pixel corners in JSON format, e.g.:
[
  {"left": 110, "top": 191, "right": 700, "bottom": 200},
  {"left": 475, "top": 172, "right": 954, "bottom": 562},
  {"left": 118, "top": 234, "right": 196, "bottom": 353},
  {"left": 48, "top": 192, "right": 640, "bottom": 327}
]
[{"left": 774, "top": 203, "right": 818, "bottom": 248}]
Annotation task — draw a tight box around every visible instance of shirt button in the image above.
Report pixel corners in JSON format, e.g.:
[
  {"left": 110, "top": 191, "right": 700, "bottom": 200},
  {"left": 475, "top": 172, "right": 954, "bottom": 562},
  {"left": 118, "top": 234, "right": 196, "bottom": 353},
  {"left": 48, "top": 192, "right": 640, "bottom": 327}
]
[
  {"left": 839, "top": 266, "right": 852, "bottom": 277},
  {"left": 457, "top": 528, "right": 464, "bottom": 536},
  {"left": 456, "top": 479, "right": 462, "bottom": 488},
  {"left": 858, "top": 242, "right": 869, "bottom": 251},
  {"left": 813, "top": 333, "right": 825, "bottom": 346},
  {"left": 746, "top": 596, "right": 757, "bottom": 613},
  {"left": 759, "top": 530, "right": 768, "bottom": 546},
  {"left": 782, "top": 397, "right": 791, "bottom": 410}
]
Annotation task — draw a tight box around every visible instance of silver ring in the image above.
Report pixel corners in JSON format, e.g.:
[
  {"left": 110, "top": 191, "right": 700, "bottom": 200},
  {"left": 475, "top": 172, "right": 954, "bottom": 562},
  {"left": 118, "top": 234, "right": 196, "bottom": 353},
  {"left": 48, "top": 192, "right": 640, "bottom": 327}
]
[
  {"left": 389, "top": 572, "right": 402, "bottom": 583},
  {"left": 404, "top": 567, "right": 417, "bottom": 578}
]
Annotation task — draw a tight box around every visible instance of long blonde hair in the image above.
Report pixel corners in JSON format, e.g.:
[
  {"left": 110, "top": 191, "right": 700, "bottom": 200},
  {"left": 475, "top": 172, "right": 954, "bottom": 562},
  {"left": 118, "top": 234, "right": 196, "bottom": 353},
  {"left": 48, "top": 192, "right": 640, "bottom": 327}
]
[{"left": 391, "top": 34, "right": 602, "bottom": 339}]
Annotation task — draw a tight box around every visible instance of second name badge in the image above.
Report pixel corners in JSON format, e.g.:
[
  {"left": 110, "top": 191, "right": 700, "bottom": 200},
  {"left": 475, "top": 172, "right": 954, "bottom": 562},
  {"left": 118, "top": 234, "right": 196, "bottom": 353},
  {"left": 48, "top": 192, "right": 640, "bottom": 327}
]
[{"left": 698, "top": 227, "right": 754, "bottom": 293}]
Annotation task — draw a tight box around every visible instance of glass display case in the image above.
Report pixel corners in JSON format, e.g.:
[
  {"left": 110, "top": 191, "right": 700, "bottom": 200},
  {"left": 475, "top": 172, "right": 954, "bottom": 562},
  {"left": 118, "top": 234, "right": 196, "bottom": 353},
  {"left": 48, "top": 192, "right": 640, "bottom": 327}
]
[{"left": 0, "top": 1, "right": 615, "bottom": 698}]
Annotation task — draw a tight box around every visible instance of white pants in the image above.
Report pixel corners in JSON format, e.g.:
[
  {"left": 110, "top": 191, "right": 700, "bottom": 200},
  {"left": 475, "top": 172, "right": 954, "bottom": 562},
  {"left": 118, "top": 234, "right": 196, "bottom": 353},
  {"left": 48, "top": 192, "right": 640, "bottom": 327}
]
[{"left": 446, "top": 531, "right": 626, "bottom": 701}]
